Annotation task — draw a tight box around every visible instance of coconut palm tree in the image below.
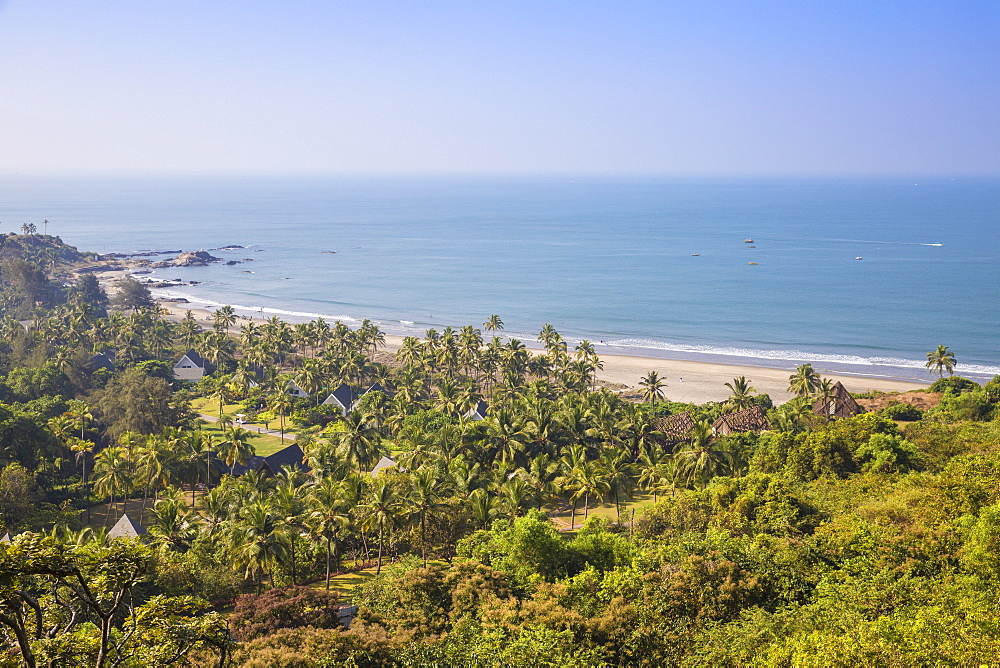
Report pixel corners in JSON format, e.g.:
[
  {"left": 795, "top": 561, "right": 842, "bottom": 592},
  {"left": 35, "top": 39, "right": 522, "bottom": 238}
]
[
  {"left": 639, "top": 371, "right": 666, "bottom": 403},
  {"left": 93, "top": 446, "right": 134, "bottom": 526},
  {"left": 304, "top": 478, "right": 352, "bottom": 589},
  {"left": 788, "top": 363, "right": 821, "bottom": 397},
  {"left": 672, "top": 420, "right": 734, "bottom": 488},
  {"left": 407, "top": 467, "right": 448, "bottom": 566},
  {"left": 483, "top": 315, "right": 504, "bottom": 333},
  {"left": 925, "top": 345, "right": 957, "bottom": 378},
  {"left": 218, "top": 426, "right": 254, "bottom": 472},
  {"left": 724, "top": 376, "right": 757, "bottom": 410},
  {"left": 359, "top": 478, "right": 405, "bottom": 574},
  {"left": 601, "top": 450, "right": 635, "bottom": 521},
  {"left": 226, "top": 499, "right": 291, "bottom": 592}
]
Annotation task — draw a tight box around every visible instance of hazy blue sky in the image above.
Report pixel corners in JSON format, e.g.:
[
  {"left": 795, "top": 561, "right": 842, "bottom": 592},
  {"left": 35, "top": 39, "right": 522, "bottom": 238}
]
[{"left": 1, "top": 1, "right": 997, "bottom": 175}]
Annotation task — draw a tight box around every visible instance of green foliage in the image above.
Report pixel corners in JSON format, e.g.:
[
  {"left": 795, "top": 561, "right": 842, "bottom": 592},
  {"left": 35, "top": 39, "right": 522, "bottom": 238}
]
[
  {"left": 927, "top": 388, "right": 995, "bottom": 422},
  {"left": 457, "top": 511, "right": 580, "bottom": 585},
  {"left": 879, "top": 401, "right": 922, "bottom": 421},
  {"left": 3, "top": 362, "right": 70, "bottom": 402},
  {"left": 854, "top": 433, "right": 922, "bottom": 474},
  {"left": 929, "top": 375, "right": 979, "bottom": 393},
  {"left": 132, "top": 359, "right": 175, "bottom": 382},
  {"left": 91, "top": 367, "right": 192, "bottom": 438},
  {"left": 111, "top": 275, "right": 155, "bottom": 311}
]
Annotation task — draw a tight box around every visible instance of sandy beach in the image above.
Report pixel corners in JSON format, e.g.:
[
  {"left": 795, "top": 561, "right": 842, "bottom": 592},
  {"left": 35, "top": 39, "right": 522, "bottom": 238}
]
[{"left": 149, "top": 295, "right": 930, "bottom": 406}]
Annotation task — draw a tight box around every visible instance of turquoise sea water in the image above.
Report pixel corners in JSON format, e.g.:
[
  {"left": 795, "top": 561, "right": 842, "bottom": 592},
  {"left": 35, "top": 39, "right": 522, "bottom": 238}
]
[{"left": 1, "top": 175, "right": 997, "bottom": 382}]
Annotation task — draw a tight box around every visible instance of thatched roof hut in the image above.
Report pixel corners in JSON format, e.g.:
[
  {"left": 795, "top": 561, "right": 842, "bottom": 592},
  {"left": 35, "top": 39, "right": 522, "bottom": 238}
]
[
  {"left": 713, "top": 405, "right": 770, "bottom": 436},
  {"left": 813, "top": 381, "right": 863, "bottom": 419},
  {"left": 656, "top": 412, "right": 695, "bottom": 444}
]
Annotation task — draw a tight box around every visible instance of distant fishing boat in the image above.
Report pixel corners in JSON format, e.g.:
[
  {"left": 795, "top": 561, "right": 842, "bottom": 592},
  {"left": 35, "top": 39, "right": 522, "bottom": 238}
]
[
  {"left": 744, "top": 238, "right": 754, "bottom": 243},
  {"left": 748, "top": 262, "right": 759, "bottom": 265},
  {"left": 855, "top": 257, "right": 863, "bottom": 261},
  {"left": 748, "top": 245, "right": 756, "bottom": 248},
  {"left": 691, "top": 253, "right": 701, "bottom": 256}
]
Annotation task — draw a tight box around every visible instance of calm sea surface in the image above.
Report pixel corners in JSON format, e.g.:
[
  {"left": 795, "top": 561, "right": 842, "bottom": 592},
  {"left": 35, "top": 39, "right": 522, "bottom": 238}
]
[{"left": 1, "top": 175, "right": 997, "bottom": 382}]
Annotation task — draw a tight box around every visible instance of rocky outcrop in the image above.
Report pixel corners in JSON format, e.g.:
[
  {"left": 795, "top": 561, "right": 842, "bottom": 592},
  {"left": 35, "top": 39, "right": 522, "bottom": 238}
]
[{"left": 151, "top": 250, "right": 221, "bottom": 268}]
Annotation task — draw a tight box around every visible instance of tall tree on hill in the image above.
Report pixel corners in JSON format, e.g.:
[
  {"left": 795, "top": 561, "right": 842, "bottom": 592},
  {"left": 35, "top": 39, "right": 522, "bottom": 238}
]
[
  {"left": 926, "top": 345, "right": 957, "bottom": 378},
  {"left": 111, "top": 275, "right": 155, "bottom": 312}
]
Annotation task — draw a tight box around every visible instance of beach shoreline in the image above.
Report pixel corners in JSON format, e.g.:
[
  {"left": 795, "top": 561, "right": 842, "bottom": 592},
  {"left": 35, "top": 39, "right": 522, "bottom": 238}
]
[{"left": 148, "top": 295, "right": 931, "bottom": 405}]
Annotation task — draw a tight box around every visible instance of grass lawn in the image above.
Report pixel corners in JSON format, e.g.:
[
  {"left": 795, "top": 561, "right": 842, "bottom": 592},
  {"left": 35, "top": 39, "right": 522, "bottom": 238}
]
[
  {"left": 190, "top": 397, "right": 293, "bottom": 456},
  {"left": 545, "top": 491, "right": 660, "bottom": 532}
]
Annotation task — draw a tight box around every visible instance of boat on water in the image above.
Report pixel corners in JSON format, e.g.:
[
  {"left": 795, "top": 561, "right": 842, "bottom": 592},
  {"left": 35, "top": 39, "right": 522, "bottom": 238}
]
[
  {"left": 744, "top": 238, "right": 754, "bottom": 243},
  {"left": 748, "top": 262, "right": 759, "bottom": 265},
  {"left": 855, "top": 256, "right": 863, "bottom": 261},
  {"left": 691, "top": 253, "right": 701, "bottom": 256}
]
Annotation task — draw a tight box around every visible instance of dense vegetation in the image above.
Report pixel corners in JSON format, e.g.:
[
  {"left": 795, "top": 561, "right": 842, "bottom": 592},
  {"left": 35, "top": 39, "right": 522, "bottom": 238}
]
[{"left": 1, "top": 234, "right": 1000, "bottom": 666}]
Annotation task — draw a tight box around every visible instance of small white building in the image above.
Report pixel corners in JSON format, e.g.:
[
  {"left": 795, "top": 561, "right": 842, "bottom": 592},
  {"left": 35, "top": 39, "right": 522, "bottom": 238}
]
[
  {"left": 464, "top": 399, "right": 489, "bottom": 421},
  {"left": 321, "top": 383, "right": 358, "bottom": 417},
  {"left": 287, "top": 380, "right": 311, "bottom": 398},
  {"left": 173, "top": 349, "right": 207, "bottom": 381}
]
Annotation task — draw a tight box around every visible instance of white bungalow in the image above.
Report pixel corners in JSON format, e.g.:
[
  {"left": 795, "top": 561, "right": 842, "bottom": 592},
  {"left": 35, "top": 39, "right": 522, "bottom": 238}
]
[
  {"left": 370, "top": 456, "right": 398, "bottom": 478},
  {"left": 287, "top": 380, "right": 311, "bottom": 398},
  {"left": 321, "top": 383, "right": 358, "bottom": 417},
  {"left": 464, "top": 399, "right": 489, "bottom": 421},
  {"left": 172, "top": 349, "right": 207, "bottom": 381}
]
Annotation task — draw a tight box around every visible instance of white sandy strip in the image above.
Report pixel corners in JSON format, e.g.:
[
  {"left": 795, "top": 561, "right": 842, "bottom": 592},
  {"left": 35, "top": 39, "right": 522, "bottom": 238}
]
[{"left": 153, "top": 299, "right": 928, "bottom": 405}]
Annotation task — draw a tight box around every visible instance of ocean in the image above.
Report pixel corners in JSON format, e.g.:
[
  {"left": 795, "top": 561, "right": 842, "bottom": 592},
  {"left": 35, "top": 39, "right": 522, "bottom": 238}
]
[{"left": 1, "top": 174, "right": 997, "bottom": 382}]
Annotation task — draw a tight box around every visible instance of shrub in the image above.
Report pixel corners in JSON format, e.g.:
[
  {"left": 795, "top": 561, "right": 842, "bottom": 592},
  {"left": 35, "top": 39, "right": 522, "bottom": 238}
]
[
  {"left": 881, "top": 402, "right": 923, "bottom": 421},
  {"left": 230, "top": 586, "right": 343, "bottom": 642},
  {"left": 929, "top": 376, "right": 980, "bottom": 394}
]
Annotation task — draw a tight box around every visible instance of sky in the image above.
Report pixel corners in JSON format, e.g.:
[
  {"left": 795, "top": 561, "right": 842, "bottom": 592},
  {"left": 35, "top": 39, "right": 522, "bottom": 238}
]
[{"left": 0, "top": 1, "right": 997, "bottom": 176}]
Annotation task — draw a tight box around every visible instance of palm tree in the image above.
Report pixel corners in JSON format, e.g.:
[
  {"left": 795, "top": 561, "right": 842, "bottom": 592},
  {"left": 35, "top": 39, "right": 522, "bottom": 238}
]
[
  {"left": 218, "top": 426, "right": 254, "bottom": 472},
  {"left": 724, "top": 376, "right": 757, "bottom": 410},
  {"left": 483, "top": 315, "right": 504, "bottom": 333},
  {"left": 926, "top": 345, "right": 957, "bottom": 377},
  {"left": 93, "top": 445, "right": 134, "bottom": 526},
  {"left": 339, "top": 412, "right": 381, "bottom": 474},
  {"left": 639, "top": 371, "right": 666, "bottom": 403},
  {"left": 359, "top": 478, "right": 405, "bottom": 574},
  {"left": 226, "top": 499, "right": 290, "bottom": 592},
  {"left": 788, "top": 363, "right": 821, "bottom": 397},
  {"left": 206, "top": 378, "right": 232, "bottom": 419},
  {"left": 467, "top": 487, "right": 499, "bottom": 530},
  {"left": 407, "top": 467, "right": 448, "bottom": 566},
  {"left": 601, "top": 450, "right": 635, "bottom": 521},
  {"left": 672, "top": 420, "right": 733, "bottom": 488},
  {"left": 304, "top": 478, "right": 352, "bottom": 589}
]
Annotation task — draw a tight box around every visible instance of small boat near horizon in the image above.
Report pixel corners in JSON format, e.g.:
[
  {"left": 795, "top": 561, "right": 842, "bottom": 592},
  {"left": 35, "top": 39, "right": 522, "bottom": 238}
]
[
  {"left": 744, "top": 238, "right": 754, "bottom": 243},
  {"left": 855, "top": 257, "right": 863, "bottom": 261}
]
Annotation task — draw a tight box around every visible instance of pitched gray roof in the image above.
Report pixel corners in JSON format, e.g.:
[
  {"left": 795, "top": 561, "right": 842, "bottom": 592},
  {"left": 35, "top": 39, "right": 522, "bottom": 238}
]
[
  {"left": 108, "top": 513, "right": 148, "bottom": 539},
  {"left": 223, "top": 443, "right": 307, "bottom": 477},
  {"left": 465, "top": 400, "right": 489, "bottom": 420},
  {"left": 323, "top": 383, "right": 357, "bottom": 409},
  {"left": 371, "top": 456, "right": 398, "bottom": 477},
  {"left": 176, "top": 348, "right": 206, "bottom": 369}
]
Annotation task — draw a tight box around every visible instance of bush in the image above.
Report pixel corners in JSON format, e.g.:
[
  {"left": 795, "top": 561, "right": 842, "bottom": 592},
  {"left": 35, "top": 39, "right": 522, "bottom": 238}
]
[
  {"left": 929, "top": 376, "right": 980, "bottom": 394},
  {"left": 881, "top": 402, "right": 923, "bottom": 421},
  {"left": 230, "top": 586, "right": 343, "bottom": 642}
]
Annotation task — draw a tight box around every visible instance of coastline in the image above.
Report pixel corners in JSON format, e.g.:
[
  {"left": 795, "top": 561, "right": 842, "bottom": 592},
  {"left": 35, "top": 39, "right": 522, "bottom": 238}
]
[{"left": 150, "top": 296, "right": 931, "bottom": 405}]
